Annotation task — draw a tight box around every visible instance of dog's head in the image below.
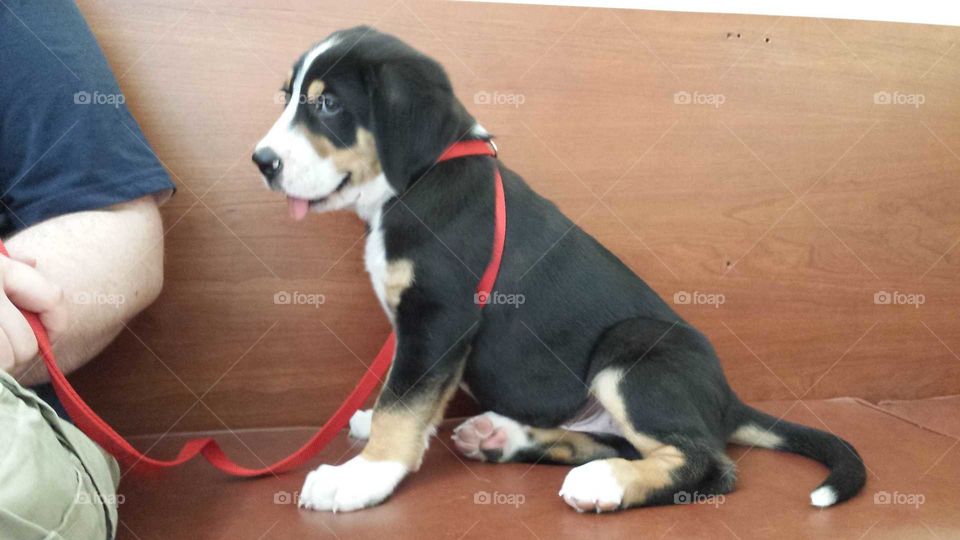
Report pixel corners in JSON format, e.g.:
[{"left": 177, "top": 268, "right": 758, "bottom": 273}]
[{"left": 253, "top": 26, "right": 478, "bottom": 219}]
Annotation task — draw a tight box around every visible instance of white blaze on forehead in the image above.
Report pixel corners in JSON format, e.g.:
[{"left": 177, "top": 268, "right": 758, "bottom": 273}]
[
  {"left": 273, "top": 36, "right": 342, "bottom": 136},
  {"left": 286, "top": 37, "right": 341, "bottom": 121}
]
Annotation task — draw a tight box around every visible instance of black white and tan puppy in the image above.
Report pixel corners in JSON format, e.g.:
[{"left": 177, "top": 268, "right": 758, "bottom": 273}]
[{"left": 252, "top": 26, "right": 866, "bottom": 513}]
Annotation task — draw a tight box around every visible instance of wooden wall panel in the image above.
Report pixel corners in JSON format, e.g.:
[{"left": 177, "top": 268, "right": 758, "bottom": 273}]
[{"left": 67, "top": 0, "right": 960, "bottom": 434}]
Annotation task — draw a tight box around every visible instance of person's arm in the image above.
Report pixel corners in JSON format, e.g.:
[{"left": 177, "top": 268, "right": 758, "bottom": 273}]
[{"left": 5, "top": 195, "right": 165, "bottom": 386}]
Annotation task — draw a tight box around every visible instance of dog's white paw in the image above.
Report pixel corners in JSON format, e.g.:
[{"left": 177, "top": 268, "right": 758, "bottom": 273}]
[
  {"left": 298, "top": 456, "right": 406, "bottom": 512},
  {"left": 559, "top": 460, "right": 624, "bottom": 513},
  {"left": 349, "top": 409, "right": 373, "bottom": 440},
  {"left": 452, "top": 411, "right": 531, "bottom": 462}
]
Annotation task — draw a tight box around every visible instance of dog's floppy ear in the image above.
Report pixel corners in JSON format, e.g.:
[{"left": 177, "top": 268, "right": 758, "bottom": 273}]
[{"left": 365, "top": 55, "right": 474, "bottom": 191}]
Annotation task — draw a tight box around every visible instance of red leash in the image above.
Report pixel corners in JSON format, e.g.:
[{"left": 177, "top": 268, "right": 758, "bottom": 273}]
[{"left": 3, "top": 139, "right": 503, "bottom": 476}]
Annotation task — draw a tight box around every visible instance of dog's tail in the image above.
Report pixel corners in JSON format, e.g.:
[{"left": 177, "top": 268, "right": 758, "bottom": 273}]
[{"left": 726, "top": 400, "right": 866, "bottom": 507}]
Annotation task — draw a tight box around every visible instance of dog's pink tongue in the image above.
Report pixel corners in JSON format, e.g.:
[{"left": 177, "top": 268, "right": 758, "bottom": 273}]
[{"left": 287, "top": 197, "right": 310, "bottom": 221}]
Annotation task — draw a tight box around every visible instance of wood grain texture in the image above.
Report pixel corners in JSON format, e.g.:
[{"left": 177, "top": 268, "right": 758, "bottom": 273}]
[{"left": 68, "top": 0, "right": 960, "bottom": 434}]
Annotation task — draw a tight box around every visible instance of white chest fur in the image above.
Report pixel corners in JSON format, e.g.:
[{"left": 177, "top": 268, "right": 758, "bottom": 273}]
[
  {"left": 355, "top": 174, "right": 408, "bottom": 322},
  {"left": 364, "top": 207, "right": 392, "bottom": 319}
]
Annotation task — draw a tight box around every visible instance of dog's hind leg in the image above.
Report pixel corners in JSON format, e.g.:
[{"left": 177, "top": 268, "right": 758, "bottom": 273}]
[
  {"left": 558, "top": 367, "right": 734, "bottom": 512},
  {"left": 452, "top": 411, "right": 636, "bottom": 465},
  {"left": 558, "top": 318, "right": 738, "bottom": 512}
]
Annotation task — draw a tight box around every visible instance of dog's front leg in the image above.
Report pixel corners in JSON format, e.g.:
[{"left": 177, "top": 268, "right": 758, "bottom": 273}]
[{"left": 298, "top": 332, "right": 467, "bottom": 512}]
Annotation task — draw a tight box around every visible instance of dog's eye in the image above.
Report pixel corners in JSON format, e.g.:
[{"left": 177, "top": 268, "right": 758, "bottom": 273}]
[{"left": 313, "top": 93, "right": 341, "bottom": 115}]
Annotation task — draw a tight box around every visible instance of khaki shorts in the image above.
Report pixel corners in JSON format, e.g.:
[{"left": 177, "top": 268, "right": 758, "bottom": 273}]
[{"left": 0, "top": 370, "right": 119, "bottom": 540}]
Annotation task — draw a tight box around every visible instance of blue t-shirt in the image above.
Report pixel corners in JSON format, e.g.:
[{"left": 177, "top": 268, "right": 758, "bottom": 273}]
[{"left": 1, "top": 0, "right": 176, "bottom": 417}]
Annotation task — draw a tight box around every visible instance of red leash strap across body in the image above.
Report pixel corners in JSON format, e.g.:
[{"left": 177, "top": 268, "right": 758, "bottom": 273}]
[{"left": 3, "top": 139, "right": 502, "bottom": 477}]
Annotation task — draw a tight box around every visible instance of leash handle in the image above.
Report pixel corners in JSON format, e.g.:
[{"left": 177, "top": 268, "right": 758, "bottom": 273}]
[{"left": 2, "top": 139, "right": 502, "bottom": 477}]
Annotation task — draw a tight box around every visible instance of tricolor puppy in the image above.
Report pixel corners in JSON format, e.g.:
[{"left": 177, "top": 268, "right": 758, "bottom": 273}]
[{"left": 253, "top": 27, "right": 866, "bottom": 513}]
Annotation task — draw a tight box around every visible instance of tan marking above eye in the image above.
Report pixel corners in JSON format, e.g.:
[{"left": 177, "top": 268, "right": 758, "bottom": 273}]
[
  {"left": 306, "top": 79, "right": 325, "bottom": 102},
  {"left": 282, "top": 69, "right": 293, "bottom": 92}
]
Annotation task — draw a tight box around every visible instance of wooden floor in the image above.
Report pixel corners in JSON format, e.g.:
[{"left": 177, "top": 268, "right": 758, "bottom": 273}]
[
  {"left": 67, "top": 0, "right": 960, "bottom": 433},
  {"left": 116, "top": 398, "right": 960, "bottom": 540}
]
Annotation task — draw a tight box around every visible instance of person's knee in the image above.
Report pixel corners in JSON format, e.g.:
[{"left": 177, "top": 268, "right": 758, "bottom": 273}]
[{"left": 0, "top": 375, "right": 119, "bottom": 539}]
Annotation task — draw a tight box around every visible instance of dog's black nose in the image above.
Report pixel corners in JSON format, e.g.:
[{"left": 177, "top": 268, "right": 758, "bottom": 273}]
[{"left": 252, "top": 148, "right": 282, "bottom": 181}]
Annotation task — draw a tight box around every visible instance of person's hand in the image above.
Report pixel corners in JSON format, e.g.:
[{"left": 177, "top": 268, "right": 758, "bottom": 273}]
[{"left": 0, "top": 254, "right": 68, "bottom": 376}]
